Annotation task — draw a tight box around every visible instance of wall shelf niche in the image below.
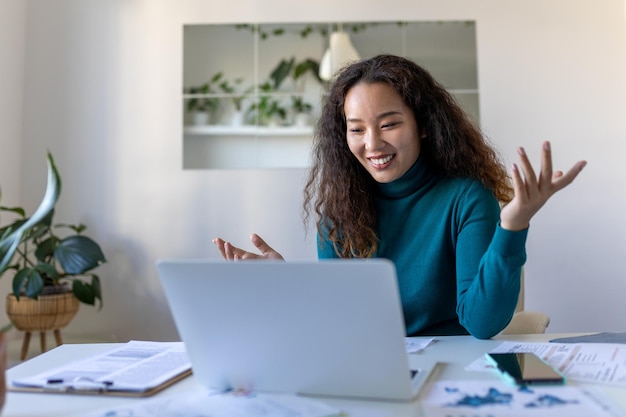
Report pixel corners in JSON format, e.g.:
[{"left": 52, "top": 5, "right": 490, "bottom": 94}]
[
  {"left": 183, "top": 21, "right": 479, "bottom": 170},
  {"left": 184, "top": 125, "right": 314, "bottom": 137}
]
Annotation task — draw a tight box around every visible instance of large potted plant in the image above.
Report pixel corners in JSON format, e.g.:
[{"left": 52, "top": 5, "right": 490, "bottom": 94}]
[
  {"left": 0, "top": 152, "right": 106, "bottom": 360},
  {"left": 0, "top": 152, "right": 59, "bottom": 410}
]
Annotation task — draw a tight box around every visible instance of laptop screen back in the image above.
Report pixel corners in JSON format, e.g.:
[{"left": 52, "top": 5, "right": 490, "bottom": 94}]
[{"left": 157, "top": 258, "right": 417, "bottom": 400}]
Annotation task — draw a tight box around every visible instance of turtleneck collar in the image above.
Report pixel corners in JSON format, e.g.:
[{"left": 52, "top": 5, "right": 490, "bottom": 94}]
[{"left": 374, "top": 155, "right": 438, "bottom": 199}]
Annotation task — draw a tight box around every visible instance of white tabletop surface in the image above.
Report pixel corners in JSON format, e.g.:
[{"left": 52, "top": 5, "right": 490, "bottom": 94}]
[{"left": 3, "top": 333, "right": 625, "bottom": 417}]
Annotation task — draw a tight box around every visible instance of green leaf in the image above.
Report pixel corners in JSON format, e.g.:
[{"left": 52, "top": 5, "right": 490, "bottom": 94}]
[
  {"left": 2, "top": 233, "right": 23, "bottom": 278},
  {"left": 90, "top": 274, "right": 102, "bottom": 306},
  {"left": 210, "top": 72, "right": 224, "bottom": 84},
  {"left": 0, "top": 152, "right": 61, "bottom": 272},
  {"left": 24, "top": 270, "right": 45, "bottom": 299},
  {"left": 0, "top": 206, "right": 26, "bottom": 217},
  {"left": 25, "top": 211, "right": 53, "bottom": 241},
  {"left": 12, "top": 268, "right": 44, "bottom": 300},
  {"left": 55, "top": 223, "right": 87, "bottom": 234},
  {"left": 270, "top": 58, "right": 294, "bottom": 90},
  {"left": 293, "top": 58, "right": 321, "bottom": 83},
  {"left": 34, "top": 261, "right": 59, "bottom": 279},
  {"left": 34, "top": 236, "right": 58, "bottom": 261},
  {"left": 72, "top": 280, "right": 96, "bottom": 305},
  {"left": 54, "top": 235, "right": 106, "bottom": 274},
  {"left": 12, "top": 269, "right": 28, "bottom": 296}
]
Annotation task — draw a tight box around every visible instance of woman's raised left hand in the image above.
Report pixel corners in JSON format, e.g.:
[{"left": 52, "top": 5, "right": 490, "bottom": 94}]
[{"left": 500, "top": 141, "right": 587, "bottom": 231}]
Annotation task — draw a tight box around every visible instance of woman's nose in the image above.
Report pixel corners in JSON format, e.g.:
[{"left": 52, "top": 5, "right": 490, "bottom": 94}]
[{"left": 364, "top": 129, "right": 384, "bottom": 151}]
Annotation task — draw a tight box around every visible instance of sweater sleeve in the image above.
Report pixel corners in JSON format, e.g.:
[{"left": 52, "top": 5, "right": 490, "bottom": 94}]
[
  {"left": 455, "top": 182, "right": 528, "bottom": 339},
  {"left": 317, "top": 228, "right": 340, "bottom": 259}
]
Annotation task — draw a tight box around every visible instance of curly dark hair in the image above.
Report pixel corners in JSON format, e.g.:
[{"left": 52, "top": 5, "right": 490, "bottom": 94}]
[{"left": 303, "top": 54, "right": 512, "bottom": 258}]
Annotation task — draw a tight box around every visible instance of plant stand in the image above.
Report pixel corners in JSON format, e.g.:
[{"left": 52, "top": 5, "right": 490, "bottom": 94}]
[
  {"left": 19, "top": 329, "right": 64, "bottom": 362},
  {"left": 5, "top": 292, "right": 79, "bottom": 361}
]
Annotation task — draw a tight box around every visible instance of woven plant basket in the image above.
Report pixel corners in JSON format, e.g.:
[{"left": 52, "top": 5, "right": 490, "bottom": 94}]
[{"left": 5, "top": 290, "right": 79, "bottom": 332}]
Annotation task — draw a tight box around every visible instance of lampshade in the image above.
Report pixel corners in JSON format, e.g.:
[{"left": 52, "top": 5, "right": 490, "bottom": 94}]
[{"left": 319, "top": 31, "right": 361, "bottom": 81}]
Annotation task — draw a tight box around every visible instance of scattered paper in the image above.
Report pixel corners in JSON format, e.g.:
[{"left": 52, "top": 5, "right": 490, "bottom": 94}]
[
  {"left": 420, "top": 380, "right": 626, "bottom": 417},
  {"left": 468, "top": 341, "right": 626, "bottom": 387},
  {"left": 68, "top": 390, "right": 344, "bottom": 417},
  {"left": 405, "top": 337, "right": 435, "bottom": 353}
]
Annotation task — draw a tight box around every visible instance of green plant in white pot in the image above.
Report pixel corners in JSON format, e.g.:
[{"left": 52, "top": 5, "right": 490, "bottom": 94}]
[
  {"left": 218, "top": 76, "right": 253, "bottom": 126},
  {"left": 291, "top": 95, "right": 314, "bottom": 126},
  {"left": 245, "top": 81, "right": 288, "bottom": 126},
  {"left": 184, "top": 72, "right": 225, "bottom": 125}
]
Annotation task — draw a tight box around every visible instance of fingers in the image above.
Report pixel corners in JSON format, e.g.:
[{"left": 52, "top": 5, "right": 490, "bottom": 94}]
[
  {"left": 223, "top": 241, "right": 239, "bottom": 260},
  {"left": 551, "top": 160, "right": 587, "bottom": 192},
  {"left": 516, "top": 146, "right": 538, "bottom": 193},
  {"left": 212, "top": 237, "right": 228, "bottom": 259},
  {"left": 515, "top": 141, "right": 585, "bottom": 196},
  {"left": 534, "top": 139, "right": 586, "bottom": 193},
  {"left": 250, "top": 234, "right": 274, "bottom": 256},
  {"left": 509, "top": 163, "right": 526, "bottom": 202},
  {"left": 213, "top": 235, "right": 283, "bottom": 261},
  {"left": 250, "top": 234, "right": 285, "bottom": 260},
  {"left": 538, "top": 141, "right": 554, "bottom": 189},
  {"left": 212, "top": 237, "right": 248, "bottom": 260},
  {"left": 503, "top": 141, "right": 586, "bottom": 232}
]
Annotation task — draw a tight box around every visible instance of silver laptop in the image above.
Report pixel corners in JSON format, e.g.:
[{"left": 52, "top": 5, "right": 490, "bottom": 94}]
[{"left": 156, "top": 258, "right": 433, "bottom": 401}]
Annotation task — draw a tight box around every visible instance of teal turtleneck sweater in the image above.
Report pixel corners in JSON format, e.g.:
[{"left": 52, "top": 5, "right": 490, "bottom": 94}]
[{"left": 318, "top": 157, "right": 528, "bottom": 339}]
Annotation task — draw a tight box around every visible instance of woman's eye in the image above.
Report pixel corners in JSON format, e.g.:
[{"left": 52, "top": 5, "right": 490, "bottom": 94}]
[{"left": 382, "top": 122, "right": 399, "bottom": 129}]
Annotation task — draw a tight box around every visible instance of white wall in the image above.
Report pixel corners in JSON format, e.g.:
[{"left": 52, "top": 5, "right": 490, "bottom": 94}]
[
  {"left": 0, "top": 0, "right": 26, "bottom": 330},
  {"left": 0, "top": 0, "right": 25, "bottom": 215},
  {"left": 2, "top": 0, "right": 625, "bottom": 340}
]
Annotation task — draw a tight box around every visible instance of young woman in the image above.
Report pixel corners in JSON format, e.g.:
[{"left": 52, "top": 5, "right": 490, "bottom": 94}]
[{"left": 213, "top": 54, "right": 586, "bottom": 339}]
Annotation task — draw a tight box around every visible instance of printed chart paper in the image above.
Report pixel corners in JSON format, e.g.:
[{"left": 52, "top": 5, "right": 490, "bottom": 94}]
[{"left": 420, "top": 380, "right": 626, "bottom": 417}]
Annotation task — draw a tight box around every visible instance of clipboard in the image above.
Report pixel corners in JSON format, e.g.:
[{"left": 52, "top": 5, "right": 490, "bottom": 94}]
[
  {"left": 8, "top": 368, "right": 193, "bottom": 397},
  {"left": 8, "top": 340, "right": 193, "bottom": 397}
]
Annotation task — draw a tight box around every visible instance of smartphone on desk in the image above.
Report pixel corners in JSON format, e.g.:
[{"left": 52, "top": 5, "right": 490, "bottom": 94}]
[{"left": 486, "top": 352, "right": 566, "bottom": 386}]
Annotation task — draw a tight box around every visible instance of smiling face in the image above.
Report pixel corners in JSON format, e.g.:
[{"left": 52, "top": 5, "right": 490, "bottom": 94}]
[{"left": 344, "top": 82, "right": 421, "bottom": 184}]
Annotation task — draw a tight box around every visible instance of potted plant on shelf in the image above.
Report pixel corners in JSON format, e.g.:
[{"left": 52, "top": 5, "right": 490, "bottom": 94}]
[
  {"left": 245, "top": 81, "right": 288, "bottom": 127},
  {"left": 244, "top": 58, "right": 301, "bottom": 127},
  {"left": 291, "top": 95, "right": 314, "bottom": 127},
  {"left": 184, "top": 72, "right": 225, "bottom": 125},
  {"left": 291, "top": 58, "right": 322, "bottom": 90},
  {"left": 0, "top": 152, "right": 106, "bottom": 360},
  {"left": 218, "top": 77, "right": 253, "bottom": 126}
]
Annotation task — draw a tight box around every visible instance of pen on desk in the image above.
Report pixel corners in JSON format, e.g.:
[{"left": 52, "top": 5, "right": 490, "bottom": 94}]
[
  {"left": 45, "top": 378, "right": 114, "bottom": 390},
  {"left": 46, "top": 379, "right": 64, "bottom": 384}
]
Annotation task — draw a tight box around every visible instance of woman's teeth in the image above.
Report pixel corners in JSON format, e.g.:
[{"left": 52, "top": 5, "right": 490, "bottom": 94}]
[{"left": 371, "top": 155, "right": 393, "bottom": 165}]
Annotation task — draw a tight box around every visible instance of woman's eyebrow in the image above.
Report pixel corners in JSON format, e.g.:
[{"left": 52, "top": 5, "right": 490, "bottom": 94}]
[{"left": 346, "top": 110, "right": 403, "bottom": 123}]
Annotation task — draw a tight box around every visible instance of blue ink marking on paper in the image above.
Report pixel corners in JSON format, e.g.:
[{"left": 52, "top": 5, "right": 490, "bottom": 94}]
[
  {"left": 446, "top": 387, "right": 513, "bottom": 408},
  {"left": 518, "top": 385, "right": 534, "bottom": 394},
  {"left": 525, "top": 394, "right": 578, "bottom": 408},
  {"left": 442, "top": 385, "right": 578, "bottom": 411}
]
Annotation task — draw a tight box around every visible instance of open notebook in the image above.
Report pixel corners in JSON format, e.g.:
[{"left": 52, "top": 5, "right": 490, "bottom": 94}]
[{"left": 157, "top": 258, "right": 434, "bottom": 401}]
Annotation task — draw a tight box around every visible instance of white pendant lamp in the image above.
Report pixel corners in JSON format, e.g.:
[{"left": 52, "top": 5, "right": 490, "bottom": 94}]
[{"left": 319, "top": 30, "right": 361, "bottom": 81}]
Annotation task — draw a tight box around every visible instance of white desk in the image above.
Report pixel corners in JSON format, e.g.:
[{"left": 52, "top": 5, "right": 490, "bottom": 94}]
[{"left": 3, "top": 333, "right": 626, "bottom": 416}]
